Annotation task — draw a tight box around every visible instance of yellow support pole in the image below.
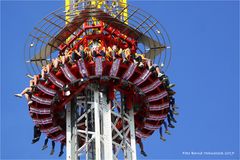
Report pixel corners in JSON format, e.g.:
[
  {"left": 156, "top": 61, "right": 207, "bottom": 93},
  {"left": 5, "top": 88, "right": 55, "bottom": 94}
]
[
  {"left": 65, "top": 0, "right": 129, "bottom": 42},
  {"left": 65, "top": 0, "right": 71, "bottom": 43},
  {"left": 122, "top": 0, "right": 128, "bottom": 23},
  {"left": 65, "top": 0, "right": 70, "bottom": 24}
]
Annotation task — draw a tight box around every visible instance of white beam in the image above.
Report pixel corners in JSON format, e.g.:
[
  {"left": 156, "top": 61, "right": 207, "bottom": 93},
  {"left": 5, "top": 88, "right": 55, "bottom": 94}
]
[
  {"left": 94, "top": 90, "right": 101, "bottom": 160},
  {"left": 129, "top": 108, "right": 137, "bottom": 160},
  {"left": 102, "top": 93, "right": 113, "bottom": 160},
  {"left": 66, "top": 102, "right": 77, "bottom": 160}
]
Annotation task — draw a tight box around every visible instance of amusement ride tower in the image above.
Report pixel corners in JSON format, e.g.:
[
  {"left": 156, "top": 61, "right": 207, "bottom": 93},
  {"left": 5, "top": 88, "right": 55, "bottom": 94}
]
[{"left": 21, "top": 0, "right": 176, "bottom": 159}]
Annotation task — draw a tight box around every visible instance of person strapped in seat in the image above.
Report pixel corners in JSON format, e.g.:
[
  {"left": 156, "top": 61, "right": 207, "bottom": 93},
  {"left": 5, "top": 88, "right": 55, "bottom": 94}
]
[
  {"left": 131, "top": 52, "right": 146, "bottom": 68},
  {"left": 91, "top": 40, "right": 106, "bottom": 61},
  {"left": 71, "top": 45, "right": 86, "bottom": 62}
]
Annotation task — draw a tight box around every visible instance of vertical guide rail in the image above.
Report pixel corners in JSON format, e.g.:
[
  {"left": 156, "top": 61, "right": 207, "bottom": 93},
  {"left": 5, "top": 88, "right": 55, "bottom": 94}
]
[
  {"left": 129, "top": 107, "right": 137, "bottom": 160},
  {"left": 85, "top": 90, "right": 89, "bottom": 160},
  {"left": 93, "top": 90, "right": 101, "bottom": 160},
  {"left": 66, "top": 103, "right": 71, "bottom": 160},
  {"left": 101, "top": 92, "right": 113, "bottom": 159},
  {"left": 123, "top": 96, "right": 137, "bottom": 160},
  {"left": 65, "top": 1, "right": 77, "bottom": 159},
  {"left": 121, "top": 95, "right": 127, "bottom": 159},
  {"left": 66, "top": 100, "right": 77, "bottom": 160}
]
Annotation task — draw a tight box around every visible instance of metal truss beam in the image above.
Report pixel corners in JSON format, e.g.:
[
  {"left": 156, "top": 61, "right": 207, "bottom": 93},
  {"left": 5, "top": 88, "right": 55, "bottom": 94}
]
[{"left": 66, "top": 85, "right": 137, "bottom": 160}]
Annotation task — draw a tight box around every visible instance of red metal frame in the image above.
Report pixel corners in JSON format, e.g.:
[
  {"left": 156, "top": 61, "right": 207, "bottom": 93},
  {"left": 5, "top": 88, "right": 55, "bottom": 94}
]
[{"left": 59, "top": 19, "right": 137, "bottom": 53}]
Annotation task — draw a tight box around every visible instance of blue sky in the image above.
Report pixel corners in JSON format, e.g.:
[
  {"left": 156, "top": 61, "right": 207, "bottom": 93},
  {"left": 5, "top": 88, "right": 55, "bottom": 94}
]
[{"left": 1, "top": 0, "right": 239, "bottom": 160}]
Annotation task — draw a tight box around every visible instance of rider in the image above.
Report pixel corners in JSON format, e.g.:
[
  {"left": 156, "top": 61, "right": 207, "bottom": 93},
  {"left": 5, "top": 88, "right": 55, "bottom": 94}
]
[
  {"left": 42, "top": 137, "right": 55, "bottom": 155},
  {"left": 159, "top": 120, "right": 170, "bottom": 141},
  {"left": 32, "top": 125, "right": 41, "bottom": 144},
  {"left": 136, "top": 138, "right": 147, "bottom": 157}
]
